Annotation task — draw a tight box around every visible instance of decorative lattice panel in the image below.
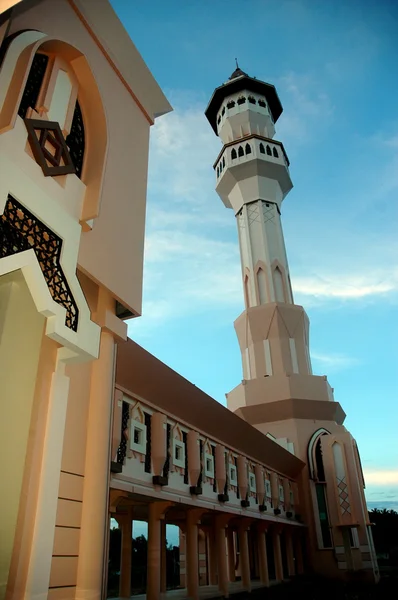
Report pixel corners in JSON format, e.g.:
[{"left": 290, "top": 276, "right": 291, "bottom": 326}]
[
  {"left": 66, "top": 100, "right": 85, "bottom": 179},
  {"left": 116, "top": 401, "right": 130, "bottom": 465},
  {"left": 18, "top": 53, "right": 49, "bottom": 120},
  {"left": 25, "top": 119, "right": 76, "bottom": 177},
  {"left": 337, "top": 476, "right": 351, "bottom": 515},
  {"left": 0, "top": 195, "right": 79, "bottom": 331}
]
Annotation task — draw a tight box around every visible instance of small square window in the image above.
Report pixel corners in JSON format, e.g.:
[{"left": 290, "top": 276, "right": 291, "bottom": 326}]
[
  {"left": 229, "top": 463, "right": 237, "bottom": 484},
  {"left": 134, "top": 428, "right": 141, "bottom": 445},
  {"left": 204, "top": 453, "right": 215, "bottom": 477},
  {"left": 130, "top": 419, "right": 147, "bottom": 454},
  {"left": 173, "top": 439, "right": 185, "bottom": 468}
]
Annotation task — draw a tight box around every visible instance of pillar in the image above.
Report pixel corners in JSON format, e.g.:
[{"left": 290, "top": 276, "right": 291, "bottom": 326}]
[
  {"left": 215, "top": 518, "right": 229, "bottom": 598},
  {"left": 147, "top": 503, "right": 167, "bottom": 600},
  {"left": 227, "top": 528, "right": 236, "bottom": 582},
  {"left": 273, "top": 529, "right": 283, "bottom": 582},
  {"left": 257, "top": 528, "right": 269, "bottom": 587},
  {"left": 161, "top": 519, "right": 167, "bottom": 593},
  {"left": 238, "top": 523, "right": 251, "bottom": 592},
  {"left": 186, "top": 511, "right": 201, "bottom": 600},
  {"left": 295, "top": 536, "right": 304, "bottom": 575},
  {"left": 76, "top": 331, "right": 115, "bottom": 598},
  {"left": 285, "top": 530, "right": 295, "bottom": 577},
  {"left": 119, "top": 510, "right": 133, "bottom": 598},
  {"left": 207, "top": 528, "right": 218, "bottom": 585}
]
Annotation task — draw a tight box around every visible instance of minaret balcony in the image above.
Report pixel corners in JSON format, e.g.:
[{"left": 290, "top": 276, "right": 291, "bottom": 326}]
[{"left": 214, "top": 135, "right": 293, "bottom": 210}]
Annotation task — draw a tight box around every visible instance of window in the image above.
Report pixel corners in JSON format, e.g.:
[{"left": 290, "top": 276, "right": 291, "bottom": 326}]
[
  {"left": 258, "top": 99, "right": 266, "bottom": 108},
  {"left": 316, "top": 483, "right": 333, "bottom": 547},
  {"left": 217, "top": 115, "right": 221, "bottom": 124},
  {"left": 265, "top": 479, "right": 271, "bottom": 497},
  {"left": 231, "top": 148, "right": 237, "bottom": 160},
  {"left": 65, "top": 100, "right": 85, "bottom": 179},
  {"left": 130, "top": 419, "right": 147, "bottom": 454},
  {"left": 238, "top": 146, "right": 244, "bottom": 157},
  {"left": 259, "top": 143, "right": 265, "bottom": 154},
  {"left": 216, "top": 167, "right": 219, "bottom": 177},
  {"left": 205, "top": 453, "right": 215, "bottom": 477},
  {"left": 229, "top": 463, "right": 237, "bottom": 484},
  {"left": 266, "top": 145, "right": 272, "bottom": 156},
  {"left": 222, "top": 156, "right": 225, "bottom": 167},
  {"left": 249, "top": 473, "right": 256, "bottom": 492},
  {"left": 248, "top": 95, "right": 256, "bottom": 104},
  {"left": 18, "top": 53, "right": 49, "bottom": 119},
  {"left": 279, "top": 484, "right": 284, "bottom": 501},
  {"left": 227, "top": 100, "right": 235, "bottom": 109},
  {"left": 245, "top": 143, "right": 251, "bottom": 155},
  {"left": 273, "top": 147, "right": 279, "bottom": 158},
  {"left": 173, "top": 439, "right": 185, "bottom": 468},
  {"left": 237, "top": 96, "right": 246, "bottom": 105},
  {"left": 222, "top": 106, "right": 225, "bottom": 116}
]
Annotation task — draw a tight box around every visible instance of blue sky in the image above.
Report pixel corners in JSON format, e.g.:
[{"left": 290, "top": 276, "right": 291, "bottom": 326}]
[{"left": 111, "top": 0, "right": 398, "bottom": 511}]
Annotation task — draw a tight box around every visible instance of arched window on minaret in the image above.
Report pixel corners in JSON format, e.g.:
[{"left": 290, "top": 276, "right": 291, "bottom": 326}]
[
  {"left": 222, "top": 106, "right": 226, "bottom": 116},
  {"left": 248, "top": 95, "right": 256, "bottom": 104},
  {"left": 258, "top": 99, "right": 266, "bottom": 108},
  {"left": 238, "top": 146, "right": 244, "bottom": 157},
  {"left": 256, "top": 267, "right": 268, "bottom": 305},
  {"left": 216, "top": 166, "right": 219, "bottom": 177},
  {"left": 259, "top": 143, "right": 265, "bottom": 154},
  {"left": 237, "top": 96, "right": 246, "bottom": 105},
  {"left": 273, "top": 266, "right": 285, "bottom": 302},
  {"left": 222, "top": 156, "right": 225, "bottom": 167},
  {"left": 231, "top": 148, "right": 237, "bottom": 160},
  {"left": 245, "top": 144, "right": 251, "bottom": 155},
  {"left": 308, "top": 429, "right": 333, "bottom": 549},
  {"left": 266, "top": 145, "right": 272, "bottom": 156},
  {"left": 273, "top": 147, "right": 279, "bottom": 158},
  {"left": 227, "top": 100, "right": 235, "bottom": 109},
  {"left": 244, "top": 274, "right": 251, "bottom": 308}
]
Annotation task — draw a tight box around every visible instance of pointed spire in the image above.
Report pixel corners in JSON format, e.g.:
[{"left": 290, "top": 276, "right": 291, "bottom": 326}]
[{"left": 229, "top": 59, "right": 249, "bottom": 80}]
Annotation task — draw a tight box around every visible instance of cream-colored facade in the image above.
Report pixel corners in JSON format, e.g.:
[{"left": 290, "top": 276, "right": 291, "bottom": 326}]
[{"left": 0, "top": 1, "right": 378, "bottom": 600}]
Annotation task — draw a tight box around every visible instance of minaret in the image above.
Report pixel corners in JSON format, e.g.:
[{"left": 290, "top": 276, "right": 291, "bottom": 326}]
[
  {"left": 205, "top": 65, "right": 321, "bottom": 422},
  {"left": 206, "top": 68, "right": 380, "bottom": 584}
]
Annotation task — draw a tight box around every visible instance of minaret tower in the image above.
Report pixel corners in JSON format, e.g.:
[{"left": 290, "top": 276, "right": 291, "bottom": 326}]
[
  {"left": 206, "top": 67, "right": 379, "bottom": 582},
  {"left": 206, "top": 65, "right": 318, "bottom": 412}
]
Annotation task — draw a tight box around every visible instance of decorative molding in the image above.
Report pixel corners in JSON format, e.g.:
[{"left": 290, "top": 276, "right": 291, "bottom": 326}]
[{"left": 25, "top": 118, "right": 76, "bottom": 177}]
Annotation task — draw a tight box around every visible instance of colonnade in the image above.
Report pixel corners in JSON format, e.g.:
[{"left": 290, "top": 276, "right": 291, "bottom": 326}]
[{"left": 112, "top": 502, "right": 305, "bottom": 599}]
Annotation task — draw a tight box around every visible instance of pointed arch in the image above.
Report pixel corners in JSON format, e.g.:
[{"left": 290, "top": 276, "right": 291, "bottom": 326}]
[
  {"left": 245, "top": 143, "right": 251, "bottom": 155},
  {"left": 244, "top": 271, "right": 251, "bottom": 308},
  {"left": 256, "top": 266, "right": 268, "bottom": 305},
  {"left": 266, "top": 144, "right": 272, "bottom": 156},
  {"left": 259, "top": 143, "right": 265, "bottom": 154},
  {"left": 273, "top": 266, "right": 285, "bottom": 302},
  {"left": 307, "top": 428, "right": 331, "bottom": 480},
  {"left": 238, "top": 145, "right": 244, "bottom": 157},
  {"left": 273, "top": 146, "right": 279, "bottom": 158},
  {"left": 231, "top": 148, "right": 237, "bottom": 160},
  {"left": 227, "top": 100, "right": 235, "bottom": 109}
]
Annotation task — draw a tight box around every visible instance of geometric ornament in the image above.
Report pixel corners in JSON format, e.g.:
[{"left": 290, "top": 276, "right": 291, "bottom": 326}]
[
  {"left": 0, "top": 195, "right": 79, "bottom": 331},
  {"left": 336, "top": 476, "right": 351, "bottom": 515},
  {"left": 25, "top": 118, "right": 76, "bottom": 177}
]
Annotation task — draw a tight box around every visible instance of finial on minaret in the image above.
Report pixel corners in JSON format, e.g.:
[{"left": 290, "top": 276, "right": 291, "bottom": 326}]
[
  {"left": 229, "top": 60, "right": 248, "bottom": 81},
  {"left": 235, "top": 57, "right": 239, "bottom": 69}
]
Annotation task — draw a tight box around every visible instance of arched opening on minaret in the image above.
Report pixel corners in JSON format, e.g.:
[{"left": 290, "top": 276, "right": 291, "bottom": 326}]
[
  {"left": 231, "top": 148, "right": 237, "bottom": 160},
  {"left": 244, "top": 274, "right": 251, "bottom": 308},
  {"left": 259, "top": 143, "right": 265, "bottom": 154},
  {"left": 273, "top": 266, "right": 285, "bottom": 302},
  {"left": 266, "top": 145, "right": 272, "bottom": 156},
  {"left": 256, "top": 267, "right": 268, "bottom": 305},
  {"left": 238, "top": 146, "right": 244, "bottom": 157},
  {"left": 273, "top": 147, "right": 279, "bottom": 158},
  {"left": 245, "top": 143, "right": 251, "bottom": 155}
]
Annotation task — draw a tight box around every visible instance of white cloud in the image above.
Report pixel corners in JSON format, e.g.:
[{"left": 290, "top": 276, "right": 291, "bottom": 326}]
[
  {"left": 293, "top": 272, "right": 398, "bottom": 301},
  {"left": 364, "top": 470, "right": 398, "bottom": 485},
  {"left": 310, "top": 351, "right": 359, "bottom": 373}
]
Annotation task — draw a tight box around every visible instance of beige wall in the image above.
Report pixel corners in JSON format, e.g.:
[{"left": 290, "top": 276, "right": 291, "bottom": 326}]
[{"left": 0, "top": 273, "right": 45, "bottom": 598}]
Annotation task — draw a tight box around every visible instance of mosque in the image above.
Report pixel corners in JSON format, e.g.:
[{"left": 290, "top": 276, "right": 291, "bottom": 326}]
[{"left": 0, "top": 1, "right": 379, "bottom": 599}]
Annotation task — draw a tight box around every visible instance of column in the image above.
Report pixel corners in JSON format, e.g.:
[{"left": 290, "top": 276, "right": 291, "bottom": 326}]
[
  {"left": 161, "top": 519, "right": 167, "bottom": 593},
  {"left": 147, "top": 503, "right": 166, "bottom": 600},
  {"left": 76, "top": 331, "right": 115, "bottom": 598},
  {"left": 285, "top": 530, "right": 295, "bottom": 577},
  {"left": 257, "top": 527, "right": 269, "bottom": 587},
  {"left": 119, "top": 510, "right": 133, "bottom": 598},
  {"left": 186, "top": 511, "right": 201, "bottom": 600},
  {"left": 273, "top": 528, "right": 283, "bottom": 582},
  {"left": 207, "top": 528, "right": 218, "bottom": 585},
  {"left": 227, "top": 528, "right": 236, "bottom": 582},
  {"left": 215, "top": 518, "right": 229, "bottom": 598},
  {"left": 238, "top": 522, "right": 251, "bottom": 592},
  {"left": 295, "top": 536, "right": 304, "bottom": 575}
]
